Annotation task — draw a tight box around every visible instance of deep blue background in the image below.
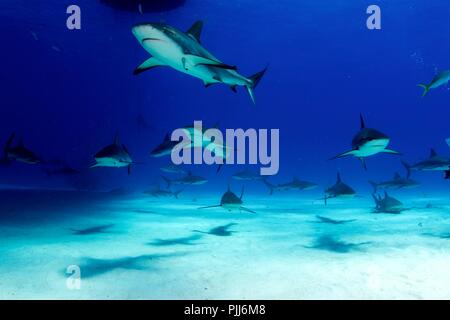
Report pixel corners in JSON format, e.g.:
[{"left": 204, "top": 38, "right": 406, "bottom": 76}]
[{"left": 0, "top": 0, "right": 449, "bottom": 194}]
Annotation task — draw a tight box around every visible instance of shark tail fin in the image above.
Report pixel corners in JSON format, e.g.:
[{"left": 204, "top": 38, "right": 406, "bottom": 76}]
[
  {"left": 369, "top": 180, "right": 378, "bottom": 193},
  {"left": 161, "top": 176, "right": 171, "bottom": 188},
  {"left": 262, "top": 178, "right": 274, "bottom": 195},
  {"left": 417, "top": 84, "right": 429, "bottom": 97},
  {"left": 3, "top": 132, "right": 15, "bottom": 163},
  {"left": 246, "top": 66, "right": 268, "bottom": 105},
  {"left": 401, "top": 160, "right": 412, "bottom": 178}
]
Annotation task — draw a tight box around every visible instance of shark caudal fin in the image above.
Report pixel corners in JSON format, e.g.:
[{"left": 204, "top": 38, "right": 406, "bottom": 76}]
[
  {"left": 245, "top": 66, "right": 268, "bottom": 105},
  {"left": 2, "top": 132, "right": 15, "bottom": 163},
  {"left": 401, "top": 160, "right": 412, "bottom": 178},
  {"left": 417, "top": 84, "right": 430, "bottom": 97}
]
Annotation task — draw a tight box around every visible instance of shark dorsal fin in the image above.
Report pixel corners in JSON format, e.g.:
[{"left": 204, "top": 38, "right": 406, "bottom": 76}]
[
  {"left": 114, "top": 132, "right": 120, "bottom": 146},
  {"left": 336, "top": 172, "right": 342, "bottom": 183},
  {"left": 359, "top": 113, "right": 365, "bottom": 129},
  {"left": 186, "top": 20, "right": 203, "bottom": 43},
  {"left": 429, "top": 148, "right": 437, "bottom": 157},
  {"left": 394, "top": 172, "right": 401, "bottom": 179}
]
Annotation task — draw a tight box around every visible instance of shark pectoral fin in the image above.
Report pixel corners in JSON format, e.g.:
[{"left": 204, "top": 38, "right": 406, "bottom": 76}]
[
  {"left": 382, "top": 149, "right": 401, "bottom": 155},
  {"left": 133, "top": 57, "right": 165, "bottom": 75},
  {"left": 90, "top": 163, "right": 100, "bottom": 168},
  {"left": 185, "top": 54, "right": 237, "bottom": 71},
  {"left": 240, "top": 206, "right": 256, "bottom": 214},
  {"left": 330, "top": 150, "right": 356, "bottom": 160}
]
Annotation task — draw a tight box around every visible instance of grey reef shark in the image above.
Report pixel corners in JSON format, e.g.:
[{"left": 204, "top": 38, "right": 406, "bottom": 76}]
[
  {"left": 162, "top": 171, "right": 208, "bottom": 187},
  {"left": 132, "top": 21, "right": 267, "bottom": 104},
  {"left": 199, "top": 185, "right": 255, "bottom": 213},
  {"left": 402, "top": 147, "right": 450, "bottom": 180},
  {"left": 331, "top": 114, "right": 400, "bottom": 169},
  {"left": 372, "top": 191, "right": 405, "bottom": 214},
  {"left": 322, "top": 172, "right": 356, "bottom": 205},
  {"left": 91, "top": 133, "right": 136, "bottom": 175},
  {"left": 369, "top": 161, "right": 420, "bottom": 192},
  {"left": 2, "top": 132, "right": 40, "bottom": 165},
  {"left": 418, "top": 70, "right": 450, "bottom": 97}
]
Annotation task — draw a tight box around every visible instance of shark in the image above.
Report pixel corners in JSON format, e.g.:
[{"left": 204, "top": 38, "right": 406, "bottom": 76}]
[
  {"left": 263, "top": 177, "right": 318, "bottom": 195},
  {"left": 446, "top": 139, "right": 450, "bottom": 179},
  {"left": 151, "top": 133, "right": 185, "bottom": 157},
  {"left": 91, "top": 133, "right": 134, "bottom": 174},
  {"left": 132, "top": 21, "right": 267, "bottom": 104},
  {"left": 322, "top": 172, "right": 356, "bottom": 205},
  {"left": 2, "top": 132, "right": 40, "bottom": 165},
  {"left": 199, "top": 186, "right": 255, "bottom": 213},
  {"left": 162, "top": 171, "right": 207, "bottom": 187},
  {"left": 369, "top": 161, "right": 420, "bottom": 191},
  {"left": 331, "top": 114, "right": 400, "bottom": 169},
  {"left": 372, "top": 191, "right": 405, "bottom": 214},
  {"left": 418, "top": 70, "right": 450, "bottom": 97},
  {"left": 402, "top": 149, "right": 450, "bottom": 173},
  {"left": 144, "top": 186, "right": 182, "bottom": 199}
]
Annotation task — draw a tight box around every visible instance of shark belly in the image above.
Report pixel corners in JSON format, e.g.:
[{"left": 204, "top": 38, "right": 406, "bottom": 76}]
[{"left": 353, "top": 139, "right": 390, "bottom": 157}]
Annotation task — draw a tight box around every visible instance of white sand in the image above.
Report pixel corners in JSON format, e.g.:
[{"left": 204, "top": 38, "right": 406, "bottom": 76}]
[{"left": 0, "top": 191, "right": 449, "bottom": 299}]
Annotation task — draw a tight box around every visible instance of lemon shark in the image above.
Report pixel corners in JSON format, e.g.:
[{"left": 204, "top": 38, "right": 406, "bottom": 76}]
[
  {"left": 132, "top": 21, "right": 267, "bottom": 104},
  {"left": 199, "top": 186, "right": 255, "bottom": 213},
  {"left": 418, "top": 70, "right": 450, "bottom": 97},
  {"left": 91, "top": 134, "right": 134, "bottom": 174},
  {"left": 331, "top": 114, "right": 400, "bottom": 169}
]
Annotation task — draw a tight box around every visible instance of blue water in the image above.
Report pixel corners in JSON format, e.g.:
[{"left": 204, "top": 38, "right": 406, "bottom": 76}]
[{"left": 0, "top": 0, "right": 449, "bottom": 299}]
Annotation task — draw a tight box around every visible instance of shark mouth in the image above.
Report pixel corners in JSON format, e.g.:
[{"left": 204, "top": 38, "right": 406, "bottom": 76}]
[{"left": 142, "top": 38, "right": 164, "bottom": 43}]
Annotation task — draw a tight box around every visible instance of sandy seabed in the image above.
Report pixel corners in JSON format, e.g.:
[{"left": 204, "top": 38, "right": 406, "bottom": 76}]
[{"left": 0, "top": 189, "right": 449, "bottom": 300}]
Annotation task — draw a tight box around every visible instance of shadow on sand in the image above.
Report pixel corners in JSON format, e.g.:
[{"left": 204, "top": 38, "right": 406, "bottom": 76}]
[{"left": 305, "top": 235, "right": 371, "bottom": 253}]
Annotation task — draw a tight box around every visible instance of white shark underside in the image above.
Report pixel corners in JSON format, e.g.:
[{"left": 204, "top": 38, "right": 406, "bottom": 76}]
[{"left": 132, "top": 21, "right": 266, "bottom": 104}]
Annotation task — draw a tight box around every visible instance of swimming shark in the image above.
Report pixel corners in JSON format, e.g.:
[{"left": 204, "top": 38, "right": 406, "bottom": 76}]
[
  {"left": 151, "top": 133, "right": 185, "bottom": 157},
  {"left": 372, "top": 191, "right": 405, "bottom": 214},
  {"left": 402, "top": 149, "right": 450, "bottom": 172},
  {"left": 263, "top": 177, "right": 318, "bottom": 195},
  {"left": 199, "top": 186, "right": 255, "bottom": 213},
  {"left": 91, "top": 133, "right": 134, "bottom": 174},
  {"left": 369, "top": 161, "right": 420, "bottom": 191},
  {"left": 144, "top": 186, "right": 182, "bottom": 199},
  {"left": 331, "top": 114, "right": 400, "bottom": 169},
  {"left": 322, "top": 172, "right": 356, "bottom": 205},
  {"left": 418, "top": 70, "right": 450, "bottom": 97},
  {"left": 132, "top": 21, "right": 267, "bottom": 104},
  {"left": 162, "top": 171, "right": 207, "bottom": 187},
  {"left": 2, "top": 132, "right": 40, "bottom": 165}
]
